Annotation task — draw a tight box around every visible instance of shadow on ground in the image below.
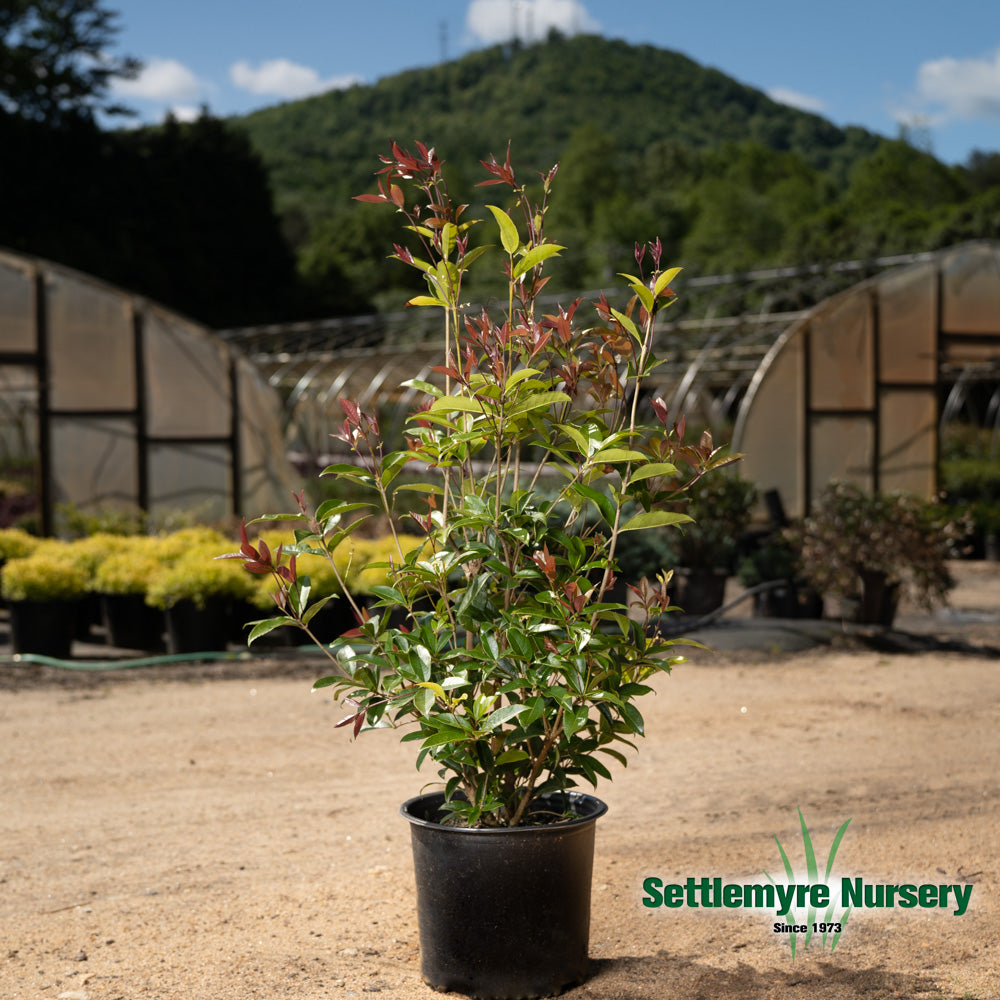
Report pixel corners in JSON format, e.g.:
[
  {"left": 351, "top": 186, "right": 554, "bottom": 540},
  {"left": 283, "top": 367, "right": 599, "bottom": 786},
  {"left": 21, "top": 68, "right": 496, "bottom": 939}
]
[{"left": 580, "top": 951, "right": 956, "bottom": 999}]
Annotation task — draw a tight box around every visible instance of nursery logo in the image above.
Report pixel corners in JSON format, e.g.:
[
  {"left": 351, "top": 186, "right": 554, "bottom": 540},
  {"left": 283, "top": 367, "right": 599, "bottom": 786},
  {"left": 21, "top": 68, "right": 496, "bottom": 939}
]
[{"left": 641, "top": 809, "right": 975, "bottom": 963}]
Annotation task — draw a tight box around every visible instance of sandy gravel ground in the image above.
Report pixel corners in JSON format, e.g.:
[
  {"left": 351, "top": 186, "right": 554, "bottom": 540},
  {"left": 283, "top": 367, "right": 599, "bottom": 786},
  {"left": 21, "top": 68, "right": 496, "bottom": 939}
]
[{"left": 2, "top": 564, "right": 999, "bottom": 1000}]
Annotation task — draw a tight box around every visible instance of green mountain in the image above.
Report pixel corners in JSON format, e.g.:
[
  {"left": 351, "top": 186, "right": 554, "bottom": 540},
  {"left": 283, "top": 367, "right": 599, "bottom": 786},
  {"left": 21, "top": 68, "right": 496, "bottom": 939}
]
[
  {"left": 230, "top": 32, "right": 999, "bottom": 318},
  {"left": 236, "top": 32, "right": 880, "bottom": 224}
]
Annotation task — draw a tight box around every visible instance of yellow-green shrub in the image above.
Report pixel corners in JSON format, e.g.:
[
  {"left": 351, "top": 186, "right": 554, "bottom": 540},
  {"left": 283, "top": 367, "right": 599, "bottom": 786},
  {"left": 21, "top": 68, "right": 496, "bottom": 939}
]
[
  {"left": 1, "top": 552, "right": 90, "bottom": 602},
  {"left": 145, "top": 542, "right": 255, "bottom": 610},
  {"left": 0, "top": 527, "right": 40, "bottom": 562},
  {"left": 92, "top": 538, "right": 165, "bottom": 596}
]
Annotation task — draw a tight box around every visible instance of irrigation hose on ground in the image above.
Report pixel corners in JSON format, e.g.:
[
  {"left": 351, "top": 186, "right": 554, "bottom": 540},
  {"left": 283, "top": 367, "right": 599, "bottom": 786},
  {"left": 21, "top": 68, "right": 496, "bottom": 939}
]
[
  {"left": 0, "top": 583, "right": 791, "bottom": 672},
  {"left": 0, "top": 649, "right": 260, "bottom": 671}
]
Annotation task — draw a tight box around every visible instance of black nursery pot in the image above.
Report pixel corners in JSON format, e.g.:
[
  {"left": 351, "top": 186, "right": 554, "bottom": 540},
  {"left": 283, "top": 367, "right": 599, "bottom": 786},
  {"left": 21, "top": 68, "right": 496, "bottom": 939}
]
[
  {"left": 163, "top": 597, "right": 232, "bottom": 654},
  {"left": 401, "top": 790, "right": 608, "bottom": 1000},
  {"left": 8, "top": 599, "right": 79, "bottom": 659}
]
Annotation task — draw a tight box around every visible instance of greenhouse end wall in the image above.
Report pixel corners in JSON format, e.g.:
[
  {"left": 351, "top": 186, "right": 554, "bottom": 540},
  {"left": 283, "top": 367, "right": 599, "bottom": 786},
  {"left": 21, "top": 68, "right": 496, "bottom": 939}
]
[{"left": 0, "top": 247, "right": 296, "bottom": 533}]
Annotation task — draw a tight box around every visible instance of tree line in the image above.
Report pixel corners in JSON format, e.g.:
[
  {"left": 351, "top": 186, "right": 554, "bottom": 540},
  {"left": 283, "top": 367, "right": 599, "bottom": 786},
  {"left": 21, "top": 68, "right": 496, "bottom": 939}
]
[{"left": 2, "top": 4, "right": 998, "bottom": 328}]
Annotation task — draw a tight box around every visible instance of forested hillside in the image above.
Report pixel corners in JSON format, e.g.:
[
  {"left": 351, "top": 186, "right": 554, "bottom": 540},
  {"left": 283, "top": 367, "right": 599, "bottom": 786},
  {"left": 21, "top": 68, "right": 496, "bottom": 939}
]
[
  {"left": 4, "top": 17, "right": 998, "bottom": 327},
  {"left": 234, "top": 32, "right": 1000, "bottom": 317}
]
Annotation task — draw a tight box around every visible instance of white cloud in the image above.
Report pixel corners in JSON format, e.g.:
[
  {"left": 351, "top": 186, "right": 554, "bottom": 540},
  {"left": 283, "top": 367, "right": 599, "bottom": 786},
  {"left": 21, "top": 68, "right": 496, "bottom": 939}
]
[
  {"left": 230, "top": 59, "right": 361, "bottom": 100},
  {"left": 166, "top": 105, "right": 202, "bottom": 123},
  {"left": 111, "top": 57, "right": 202, "bottom": 102},
  {"left": 466, "top": 0, "right": 600, "bottom": 45},
  {"left": 767, "top": 86, "right": 826, "bottom": 115},
  {"left": 916, "top": 47, "right": 1000, "bottom": 120}
]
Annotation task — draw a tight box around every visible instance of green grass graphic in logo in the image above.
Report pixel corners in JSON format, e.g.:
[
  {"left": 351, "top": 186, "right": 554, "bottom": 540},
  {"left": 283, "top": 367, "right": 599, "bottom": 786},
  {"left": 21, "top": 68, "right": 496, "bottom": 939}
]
[{"left": 765, "top": 808, "right": 852, "bottom": 963}]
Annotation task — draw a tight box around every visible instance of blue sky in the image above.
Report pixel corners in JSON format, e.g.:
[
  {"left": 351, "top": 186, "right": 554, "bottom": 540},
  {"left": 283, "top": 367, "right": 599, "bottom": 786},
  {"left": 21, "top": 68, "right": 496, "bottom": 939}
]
[{"left": 106, "top": 0, "right": 1000, "bottom": 166}]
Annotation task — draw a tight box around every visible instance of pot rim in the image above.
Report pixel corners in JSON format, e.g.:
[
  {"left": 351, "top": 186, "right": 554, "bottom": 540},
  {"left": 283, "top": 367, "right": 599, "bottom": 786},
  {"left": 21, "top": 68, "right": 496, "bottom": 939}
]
[{"left": 400, "top": 789, "right": 608, "bottom": 834}]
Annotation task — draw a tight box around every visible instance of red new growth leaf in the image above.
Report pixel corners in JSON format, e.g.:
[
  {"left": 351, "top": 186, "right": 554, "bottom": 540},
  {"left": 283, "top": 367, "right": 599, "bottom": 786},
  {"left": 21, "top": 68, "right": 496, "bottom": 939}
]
[
  {"left": 531, "top": 545, "right": 557, "bottom": 584},
  {"left": 339, "top": 398, "right": 360, "bottom": 425},
  {"left": 256, "top": 537, "right": 271, "bottom": 565},
  {"left": 239, "top": 518, "right": 258, "bottom": 559},
  {"left": 652, "top": 397, "right": 669, "bottom": 426}
]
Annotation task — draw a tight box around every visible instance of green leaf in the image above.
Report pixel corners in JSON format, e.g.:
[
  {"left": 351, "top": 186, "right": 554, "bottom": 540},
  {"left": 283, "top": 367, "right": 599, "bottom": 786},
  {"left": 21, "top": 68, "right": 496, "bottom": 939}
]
[
  {"left": 512, "top": 242, "right": 564, "bottom": 280},
  {"left": 370, "top": 585, "right": 405, "bottom": 604},
  {"left": 487, "top": 205, "right": 520, "bottom": 255},
  {"left": 247, "top": 617, "right": 294, "bottom": 644},
  {"left": 441, "top": 222, "right": 457, "bottom": 261},
  {"left": 618, "top": 273, "right": 654, "bottom": 314},
  {"left": 319, "top": 463, "right": 371, "bottom": 480},
  {"left": 620, "top": 702, "right": 645, "bottom": 735},
  {"left": 482, "top": 703, "right": 527, "bottom": 732},
  {"left": 420, "top": 727, "right": 472, "bottom": 749},
  {"left": 572, "top": 483, "right": 615, "bottom": 527},
  {"left": 414, "top": 686, "right": 436, "bottom": 716},
  {"left": 628, "top": 462, "right": 679, "bottom": 483},
  {"left": 399, "top": 378, "right": 443, "bottom": 397},
  {"left": 315, "top": 499, "right": 372, "bottom": 522},
  {"left": 301, "top": 593, "right": 337, "bottom": 625},
  {"left": 652, "top": 266, "right": 683, "bottom": 299},
  {"left": 393, "top": 482, "right": 444, "bottom": 495},
  {"left": 426, "top": 395, "right": 488, "bottom": 414},
  {"left": 509, "top": 390, "right": 571, "bottom": 417},
  {"left": 461, "top": 244, "right": 491, "bottom": 268},
  {"left": 591, "top": 448, "right": 646, "bottom": 464},
  {"left": 504, "top": 367, "right": 542, "bottom": 391},
  {"left": 407, "top": 294, "right": 446, "bottom": 308},
  {"left": 610, "top": 307, "right": 641, "bottom": 343},
  {"left": 620, "top": 510, "right": 693, "bottom": 532},
  {"left": 247, "top": 512, "right": 308, "bottom": 525}
]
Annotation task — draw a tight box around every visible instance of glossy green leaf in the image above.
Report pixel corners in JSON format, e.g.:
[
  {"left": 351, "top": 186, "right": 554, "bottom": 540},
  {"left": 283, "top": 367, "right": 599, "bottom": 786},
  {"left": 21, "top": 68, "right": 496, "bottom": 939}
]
[
  {"left": 247, "top": 617, "right": 295, "bottom": 644},
  {"left": 512, "top": 243, "right": 564, "bottom": 279},
  {"left": 483, "top": 703, "right": 528, "bottom": 731},
  {"left": 590, "top": 448, "right": 646, "bottom": 464},
  {"left": 509, "top": 390, "right": 571, "bottom": 417},
  {"left": 620, "top": 510, "right": 693, "bottom": 532},
  {"left": 487, "top": 204, "right": 520, "bottom": 255},
  {"left": 427, "top": 395, "right": 488, "bottom": 414},
  {"left": 652, "top": 266, "right": 683, "bottom": 299},
  {"left": 571, "top": 482, "right": 615, "bottom": 527},
  {"left": 628, "top": 462, "right": 679, "bottom": 482},
  {"left": 610, "top": 307, "right": 641, "bottom": 343}
]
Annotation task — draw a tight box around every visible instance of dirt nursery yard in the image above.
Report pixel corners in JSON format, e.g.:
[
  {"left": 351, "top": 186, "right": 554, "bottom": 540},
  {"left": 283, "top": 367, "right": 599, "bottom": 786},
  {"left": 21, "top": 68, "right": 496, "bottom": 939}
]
[{"left": 1, "top": 562, "right": 999, "bottom": 1000}]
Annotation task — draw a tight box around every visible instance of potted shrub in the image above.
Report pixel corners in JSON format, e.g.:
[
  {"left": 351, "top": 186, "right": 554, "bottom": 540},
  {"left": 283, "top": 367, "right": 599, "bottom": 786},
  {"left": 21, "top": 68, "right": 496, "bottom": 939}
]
[
  {"left": 736, "top": 535, "right": 823, "bottom": 619},
  {"left": 1, "top": 547, "right": 90, "bottom": 657},
  {"left": 59, "top": 533, "right": 133, "bottom": 640},
  {"left": 147, "top": 530, "right": 255, "bottom": 653},
  {"left": 787, "top": 481, "right": 967, "bottom": 626},
  {"left": 665, "top": 472, "right": 758, "bottom": 616},
  {"left": 224, "top": 142, "right": 737, "bottom": 999},
  {"left": 0, "top": 527, "right": 40, "bottom": 607},
  {"left": 92, "top": 538, "right": 168, "bottom": 651}
]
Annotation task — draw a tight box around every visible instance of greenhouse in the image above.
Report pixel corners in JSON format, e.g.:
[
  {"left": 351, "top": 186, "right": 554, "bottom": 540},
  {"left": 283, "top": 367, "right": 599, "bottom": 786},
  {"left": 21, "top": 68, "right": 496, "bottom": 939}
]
[
  {"left": 733, "top": 240, "right": 1000, "bottom": 517},
  {"left": 2, "top": 241, "right": 999, "bottom": 532},
  {"left": 0, "top": 248, "right": 294, "bottom": 533}
]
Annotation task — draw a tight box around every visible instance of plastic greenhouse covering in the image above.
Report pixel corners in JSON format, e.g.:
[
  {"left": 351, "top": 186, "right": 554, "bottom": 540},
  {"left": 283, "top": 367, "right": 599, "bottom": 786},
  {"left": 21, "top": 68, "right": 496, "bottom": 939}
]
[
  {"left": 3, "top": 241, "right": 1000, "bottom": 532},
  {"left": 0, "top": 248, "right": 295, "bottom": 533}
]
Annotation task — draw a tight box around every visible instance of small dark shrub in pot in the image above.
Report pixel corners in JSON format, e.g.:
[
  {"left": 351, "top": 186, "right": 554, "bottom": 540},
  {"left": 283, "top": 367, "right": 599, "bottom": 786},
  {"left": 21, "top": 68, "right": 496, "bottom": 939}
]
[{"left": 786, "top": 481, "right": 968, "bottom": 626}]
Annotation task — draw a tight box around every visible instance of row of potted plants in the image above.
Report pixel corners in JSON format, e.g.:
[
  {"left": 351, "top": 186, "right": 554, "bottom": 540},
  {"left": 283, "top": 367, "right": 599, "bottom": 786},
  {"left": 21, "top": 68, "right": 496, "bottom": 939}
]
[{"left": 0, "top": 525, "right": 416, "bottom": 658}]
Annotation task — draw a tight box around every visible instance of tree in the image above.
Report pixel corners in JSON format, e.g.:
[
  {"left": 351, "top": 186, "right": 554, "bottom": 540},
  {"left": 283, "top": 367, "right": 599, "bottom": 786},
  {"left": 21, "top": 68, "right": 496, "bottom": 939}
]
[{"left": 0, "top": 0, "right": 140, "bottom": 128}]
